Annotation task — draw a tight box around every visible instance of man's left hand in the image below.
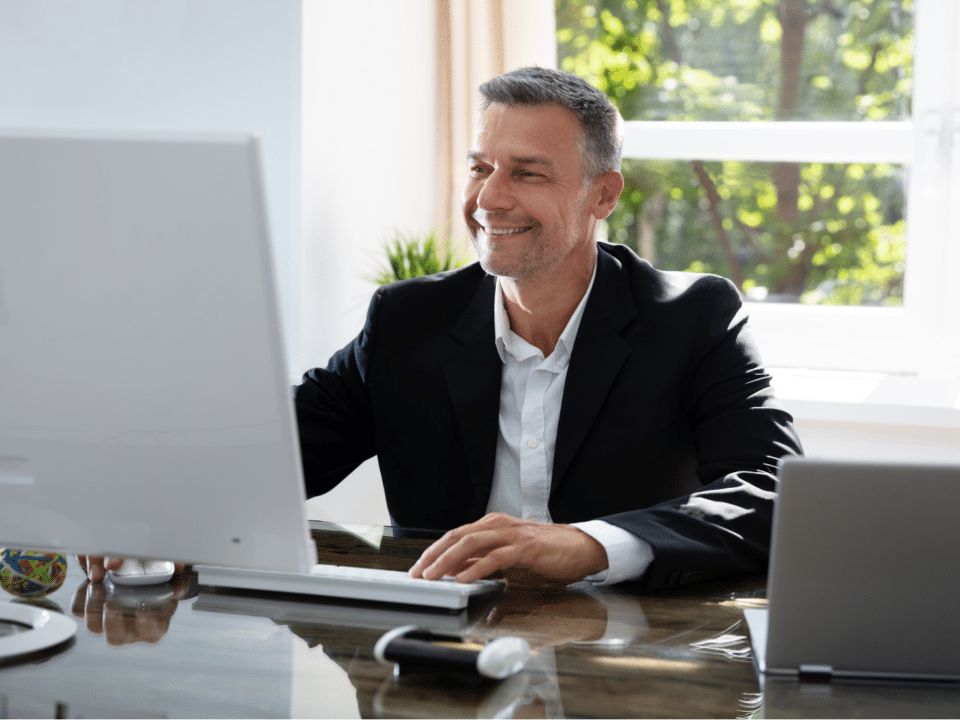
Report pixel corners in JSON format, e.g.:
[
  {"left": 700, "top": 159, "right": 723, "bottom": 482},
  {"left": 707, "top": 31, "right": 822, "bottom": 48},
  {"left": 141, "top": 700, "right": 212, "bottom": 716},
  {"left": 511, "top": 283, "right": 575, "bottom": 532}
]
[{"left": 408, "top": 513, "right": 608, "bottom": 586}]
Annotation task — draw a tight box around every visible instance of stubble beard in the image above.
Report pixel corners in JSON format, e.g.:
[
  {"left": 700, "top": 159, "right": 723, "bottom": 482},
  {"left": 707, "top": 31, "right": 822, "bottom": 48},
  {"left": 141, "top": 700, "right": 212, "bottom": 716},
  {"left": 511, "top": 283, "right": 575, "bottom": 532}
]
[
  {"left": 471, "top": 198, "right": 590, "bottom": 283},
  {"left": 472, "top": 226, "right": 554, "bottom": 282}
]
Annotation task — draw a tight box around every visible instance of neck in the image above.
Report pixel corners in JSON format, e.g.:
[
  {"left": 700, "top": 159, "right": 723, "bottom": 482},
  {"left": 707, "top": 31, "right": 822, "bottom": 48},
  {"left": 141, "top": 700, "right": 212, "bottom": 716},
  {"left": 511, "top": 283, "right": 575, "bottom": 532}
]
[{"left": 500, "top": 251, "right": 596, "bottom": 357}]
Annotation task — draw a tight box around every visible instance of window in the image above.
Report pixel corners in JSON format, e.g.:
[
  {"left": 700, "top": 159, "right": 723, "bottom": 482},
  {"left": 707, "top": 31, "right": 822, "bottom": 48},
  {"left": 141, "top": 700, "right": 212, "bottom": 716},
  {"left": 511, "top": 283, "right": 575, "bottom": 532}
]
[{"left": 557, "top": 0, "right": 959, "bottom": 377}]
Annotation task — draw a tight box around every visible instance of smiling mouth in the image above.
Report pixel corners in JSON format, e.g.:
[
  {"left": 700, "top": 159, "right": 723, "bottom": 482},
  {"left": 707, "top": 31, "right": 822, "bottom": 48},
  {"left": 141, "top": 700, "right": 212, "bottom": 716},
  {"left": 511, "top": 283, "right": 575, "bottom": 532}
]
[{"left": 483, "top": 226, "right": 533, "bottom": 236}]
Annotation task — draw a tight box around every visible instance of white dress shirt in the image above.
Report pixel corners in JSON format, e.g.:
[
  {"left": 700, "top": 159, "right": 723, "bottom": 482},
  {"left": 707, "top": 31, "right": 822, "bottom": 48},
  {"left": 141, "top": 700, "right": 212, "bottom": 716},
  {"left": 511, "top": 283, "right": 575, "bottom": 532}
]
[{"left": 486, "top": 266, "right": 653, "bottom": 585}]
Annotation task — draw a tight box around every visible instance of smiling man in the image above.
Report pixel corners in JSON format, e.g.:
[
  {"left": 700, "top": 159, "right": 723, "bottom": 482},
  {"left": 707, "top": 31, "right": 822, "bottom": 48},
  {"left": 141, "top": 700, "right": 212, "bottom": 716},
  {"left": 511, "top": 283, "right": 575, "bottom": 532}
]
[
  {"left": 463, "top": 101, "right": 621, "bottom": 357},
  {"left": 294, "top": 67, "right": 803, "bottom": 591}
]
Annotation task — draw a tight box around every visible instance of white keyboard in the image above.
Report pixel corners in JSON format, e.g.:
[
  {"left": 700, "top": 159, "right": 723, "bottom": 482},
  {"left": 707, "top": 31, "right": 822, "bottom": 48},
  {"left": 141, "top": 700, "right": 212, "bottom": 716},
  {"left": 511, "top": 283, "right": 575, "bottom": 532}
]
[{"left": 195, "top": 563, "right": 502, "bottom": 610}]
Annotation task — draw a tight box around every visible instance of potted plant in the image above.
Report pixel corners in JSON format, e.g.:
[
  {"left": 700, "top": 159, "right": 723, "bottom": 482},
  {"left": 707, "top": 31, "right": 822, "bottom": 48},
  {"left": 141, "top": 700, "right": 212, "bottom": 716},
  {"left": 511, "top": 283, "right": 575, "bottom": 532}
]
[{"left": 370, "top": 230, "right": 469, "bottom": 285}]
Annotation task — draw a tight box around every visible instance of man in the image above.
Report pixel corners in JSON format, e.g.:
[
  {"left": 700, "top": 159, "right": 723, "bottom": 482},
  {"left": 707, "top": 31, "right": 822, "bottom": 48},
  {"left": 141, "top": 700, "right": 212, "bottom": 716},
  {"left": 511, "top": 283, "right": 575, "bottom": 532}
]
[
  {"left": 293, "top": 67, "right": 802, "bottom": 591},
  {"left": 79, "top": 67, "right": 801, "bottom": 589}
]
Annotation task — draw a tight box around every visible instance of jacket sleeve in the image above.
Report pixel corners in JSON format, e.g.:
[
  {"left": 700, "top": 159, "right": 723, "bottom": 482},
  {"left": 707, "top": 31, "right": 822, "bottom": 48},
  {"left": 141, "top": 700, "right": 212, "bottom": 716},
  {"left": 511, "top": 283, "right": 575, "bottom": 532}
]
[
  {"left": 292, "top": 288, "right": 383, "bottom": 499},
  {"left": 602, "top": 276, "right": 803, "bottom": 591}
]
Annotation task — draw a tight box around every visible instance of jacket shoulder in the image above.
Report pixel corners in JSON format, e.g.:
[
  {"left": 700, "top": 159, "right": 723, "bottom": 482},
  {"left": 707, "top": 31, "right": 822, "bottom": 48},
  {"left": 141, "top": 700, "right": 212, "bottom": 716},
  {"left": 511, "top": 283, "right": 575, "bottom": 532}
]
[
  {"left": 377, "top": 261, "right": 488, "bottom": 303},
  {"left": 598, "top": 242, "right": 740, "bottom": 306},
  {"left": 370, "top": 261, "right": 492, "bottom": 337}
]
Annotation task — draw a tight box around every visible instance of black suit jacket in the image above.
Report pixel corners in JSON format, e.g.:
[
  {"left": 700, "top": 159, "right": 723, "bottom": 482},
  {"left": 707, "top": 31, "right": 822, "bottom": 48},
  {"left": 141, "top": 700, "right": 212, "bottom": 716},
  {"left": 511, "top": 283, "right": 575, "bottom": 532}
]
[{"left": 294, "top": 243, "right": 802, "bottom": 591}]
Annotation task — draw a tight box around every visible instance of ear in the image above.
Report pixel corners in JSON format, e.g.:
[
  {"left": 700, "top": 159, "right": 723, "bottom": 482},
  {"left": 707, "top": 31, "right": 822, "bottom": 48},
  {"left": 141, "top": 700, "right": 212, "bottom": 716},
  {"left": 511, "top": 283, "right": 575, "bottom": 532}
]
[{"left": 592, "top": 171, "right": 625, "bottom": 220}]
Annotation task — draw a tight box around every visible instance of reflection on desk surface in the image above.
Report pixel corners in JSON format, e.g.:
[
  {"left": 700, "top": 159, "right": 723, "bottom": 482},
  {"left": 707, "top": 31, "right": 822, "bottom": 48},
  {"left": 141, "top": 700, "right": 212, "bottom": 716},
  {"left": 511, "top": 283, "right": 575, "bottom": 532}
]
[
  {"left": 763, "top": 675, "right": 960, "bottom": 719},
  {"left": 2, "top": 522, "right": 958, "bottom": 718},
  {"left": 70, "top": 574, "right": 196, "bottom": 647}
]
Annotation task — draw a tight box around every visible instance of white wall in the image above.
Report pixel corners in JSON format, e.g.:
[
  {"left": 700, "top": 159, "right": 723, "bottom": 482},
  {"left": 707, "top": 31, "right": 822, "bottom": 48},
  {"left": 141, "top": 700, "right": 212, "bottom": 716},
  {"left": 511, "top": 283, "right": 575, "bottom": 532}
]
[
  {"left": 0, "top": 0, "right": 409, "bottom": 525},
  {"left": 299, "top": 0, "right": 438, "bottom": 525},
  {"left": 795, "top": 419, "right": 960, "bottom": 463},
  {"left": 0, "top": 0, "right": 303, "bottom": 375},
  {"left": 773, "top": 371, "right": 960, "bottom": 465},
  {"left": 299, "top": 0, "right": 439, "bottom": 365}
]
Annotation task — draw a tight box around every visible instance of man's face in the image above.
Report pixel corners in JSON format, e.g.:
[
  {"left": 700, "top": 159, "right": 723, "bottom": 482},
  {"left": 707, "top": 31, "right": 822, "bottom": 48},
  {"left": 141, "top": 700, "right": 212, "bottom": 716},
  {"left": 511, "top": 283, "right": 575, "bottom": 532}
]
[{"left": 462, "top": 103, "right": 602, "bottom": 284}]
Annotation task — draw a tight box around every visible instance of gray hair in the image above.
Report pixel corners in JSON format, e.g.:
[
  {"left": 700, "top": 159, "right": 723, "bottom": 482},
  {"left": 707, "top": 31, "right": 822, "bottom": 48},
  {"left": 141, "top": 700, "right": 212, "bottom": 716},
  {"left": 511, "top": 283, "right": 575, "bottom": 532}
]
[{"left": 479, "top": 67, "right": 623, "bottom": 179}]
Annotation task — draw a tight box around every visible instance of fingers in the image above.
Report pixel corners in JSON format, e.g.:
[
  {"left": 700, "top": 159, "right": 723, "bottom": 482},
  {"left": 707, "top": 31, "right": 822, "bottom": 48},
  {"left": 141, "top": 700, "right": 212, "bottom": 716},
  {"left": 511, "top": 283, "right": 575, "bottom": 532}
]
[
  {"left": 424, "top": 532, "right": 516, "bottom": 583},
  {"left": 75, "top": 556, "right": 185, "bottom": 583},
  {"left": 408, "top": 531, "right": 458, "bottom": 578},
  {"left": 71, "top": 581, "right": 92, "bottom": 623},
  {"left": 409, "top": 514, "right": 511, "bottom": 581},
  {"left": 456, "top": 546, "right": 524, "bottom": 584},
  {"left": 409, "top": 513, "right": 608, "bottom": 586},
  {"left": 70, "top": 576, "right": 182, "bottom": 645},
  {"left": 107, "top": 604, "right": 170, "bottom": 646},
  {"left": 76, "top": 555, "right": 123, "bottom": 582}
]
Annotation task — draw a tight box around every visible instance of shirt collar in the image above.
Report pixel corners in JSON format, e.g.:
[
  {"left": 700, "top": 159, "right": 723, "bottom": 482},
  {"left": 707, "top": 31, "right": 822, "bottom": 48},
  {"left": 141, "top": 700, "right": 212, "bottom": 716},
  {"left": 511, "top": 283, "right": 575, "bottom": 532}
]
[{"left": 493, "top": 261, "right": 598, "bottom": 366}]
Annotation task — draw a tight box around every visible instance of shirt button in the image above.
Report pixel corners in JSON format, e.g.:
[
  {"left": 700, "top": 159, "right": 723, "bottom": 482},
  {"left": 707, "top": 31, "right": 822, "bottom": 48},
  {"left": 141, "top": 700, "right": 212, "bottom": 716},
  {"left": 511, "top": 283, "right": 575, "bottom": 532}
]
[{"left": 527, "top": 438, "right": 539, "bottom": 449}]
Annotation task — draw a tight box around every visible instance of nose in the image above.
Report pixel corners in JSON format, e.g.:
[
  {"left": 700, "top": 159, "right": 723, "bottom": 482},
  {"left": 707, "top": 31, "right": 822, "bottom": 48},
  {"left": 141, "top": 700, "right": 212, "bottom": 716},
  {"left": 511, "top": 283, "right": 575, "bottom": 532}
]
[{"left": 475, "top": 167, "right": 514, "bottom": 212}]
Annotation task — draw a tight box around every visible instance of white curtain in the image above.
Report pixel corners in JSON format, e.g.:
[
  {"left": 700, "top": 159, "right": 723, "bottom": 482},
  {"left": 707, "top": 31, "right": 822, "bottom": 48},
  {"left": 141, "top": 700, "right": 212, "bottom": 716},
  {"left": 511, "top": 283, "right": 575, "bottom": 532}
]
[{"left": 433, "top": 0, "right": 557, "bottom": 249}]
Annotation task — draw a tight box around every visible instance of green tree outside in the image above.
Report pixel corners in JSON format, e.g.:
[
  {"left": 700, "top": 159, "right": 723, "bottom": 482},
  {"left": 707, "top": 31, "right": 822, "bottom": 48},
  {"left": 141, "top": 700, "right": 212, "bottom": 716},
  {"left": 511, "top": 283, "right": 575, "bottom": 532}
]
[{"left": 557, "top": 0, "right": 912, "bottom": 304}]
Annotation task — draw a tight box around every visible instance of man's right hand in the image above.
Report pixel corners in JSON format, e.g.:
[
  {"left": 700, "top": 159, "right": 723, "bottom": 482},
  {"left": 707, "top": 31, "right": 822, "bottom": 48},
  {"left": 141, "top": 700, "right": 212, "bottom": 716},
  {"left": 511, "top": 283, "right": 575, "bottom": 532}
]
[{"left": 76, "top": 555, "right": 185, "bottom": 582}]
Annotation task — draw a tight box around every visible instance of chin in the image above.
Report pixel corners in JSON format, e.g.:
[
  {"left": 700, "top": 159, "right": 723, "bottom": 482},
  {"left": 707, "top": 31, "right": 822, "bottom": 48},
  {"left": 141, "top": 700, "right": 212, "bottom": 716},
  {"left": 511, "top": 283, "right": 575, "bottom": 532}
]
[
  {"left": 472, "top": 240, "right": 504, "bottom": 276},
  {"left": 473, "top": 241, "right": 524, "bottom": 279},
  {"left": 471, "top": 247, "right": 507, "bottom": 277},
  {"left": 476, "top": 255, "right": 514, "bottom": 278}
]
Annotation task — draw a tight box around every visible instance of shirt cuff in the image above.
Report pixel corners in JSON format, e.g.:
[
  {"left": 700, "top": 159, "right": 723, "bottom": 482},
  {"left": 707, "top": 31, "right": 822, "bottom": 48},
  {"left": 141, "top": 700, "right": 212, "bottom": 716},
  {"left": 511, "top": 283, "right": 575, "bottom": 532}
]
[{"left": 573, "top": 520, "right": 654, "bottom": 586}]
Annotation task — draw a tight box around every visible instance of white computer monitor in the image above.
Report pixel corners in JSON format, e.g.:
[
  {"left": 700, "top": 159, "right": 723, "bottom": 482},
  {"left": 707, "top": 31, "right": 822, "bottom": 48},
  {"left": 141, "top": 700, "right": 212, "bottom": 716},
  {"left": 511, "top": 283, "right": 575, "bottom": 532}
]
[{"left": 0, "top": 130, "right": 314, "bottom": 572}]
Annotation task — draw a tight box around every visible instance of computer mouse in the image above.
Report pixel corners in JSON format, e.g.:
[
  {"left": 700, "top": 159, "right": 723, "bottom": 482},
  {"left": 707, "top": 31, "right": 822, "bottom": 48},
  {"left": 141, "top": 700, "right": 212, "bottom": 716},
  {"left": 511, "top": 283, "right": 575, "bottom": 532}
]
[{"left": 106, "top": 559, "right": 175, "bottom": 586}]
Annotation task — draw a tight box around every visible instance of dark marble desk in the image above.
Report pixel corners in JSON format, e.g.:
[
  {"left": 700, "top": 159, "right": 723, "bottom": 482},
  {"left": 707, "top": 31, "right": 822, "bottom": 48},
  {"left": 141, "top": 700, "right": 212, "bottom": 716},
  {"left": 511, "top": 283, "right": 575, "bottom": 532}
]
[{"left": 0, "top": 522, "right": 957, "bottom": 718}]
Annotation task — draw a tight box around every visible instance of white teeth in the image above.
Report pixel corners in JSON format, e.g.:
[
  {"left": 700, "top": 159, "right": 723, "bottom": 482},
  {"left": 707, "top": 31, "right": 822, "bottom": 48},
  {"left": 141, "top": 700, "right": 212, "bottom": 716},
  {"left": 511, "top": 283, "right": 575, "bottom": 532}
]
[{"left": 485, "top": 227, "right": 531, "bottom": 235}]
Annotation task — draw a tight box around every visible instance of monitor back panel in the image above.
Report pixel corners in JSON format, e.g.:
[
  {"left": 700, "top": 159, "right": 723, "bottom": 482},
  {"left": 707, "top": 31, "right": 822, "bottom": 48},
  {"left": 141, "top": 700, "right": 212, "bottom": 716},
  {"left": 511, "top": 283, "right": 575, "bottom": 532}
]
[
  {"left": 0, "top": 131, "right": 314, "bottom": 572},
  {"left": 766, "top": 458, "right": 960, "bottom": 681}
]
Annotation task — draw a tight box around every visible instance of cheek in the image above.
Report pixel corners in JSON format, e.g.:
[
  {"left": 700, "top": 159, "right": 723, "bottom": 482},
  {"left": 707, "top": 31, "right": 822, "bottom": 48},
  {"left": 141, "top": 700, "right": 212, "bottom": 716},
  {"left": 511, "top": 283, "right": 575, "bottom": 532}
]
[
  {"left": 461, "top": 179, "right": 480, "bottom": 209},
  {"left": 520, "top": 191, "right": 566, "bottom": 222}
]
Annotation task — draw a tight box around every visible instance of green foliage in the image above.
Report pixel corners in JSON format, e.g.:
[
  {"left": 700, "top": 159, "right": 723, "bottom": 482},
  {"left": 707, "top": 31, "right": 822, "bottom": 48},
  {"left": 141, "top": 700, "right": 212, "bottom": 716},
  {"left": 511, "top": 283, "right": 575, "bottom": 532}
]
[
  {"left": 370, "top": 230, "right": 468, "bottom": 285},
  {"left": 556, "top": 0, "right": 912, "bottom": 305}
]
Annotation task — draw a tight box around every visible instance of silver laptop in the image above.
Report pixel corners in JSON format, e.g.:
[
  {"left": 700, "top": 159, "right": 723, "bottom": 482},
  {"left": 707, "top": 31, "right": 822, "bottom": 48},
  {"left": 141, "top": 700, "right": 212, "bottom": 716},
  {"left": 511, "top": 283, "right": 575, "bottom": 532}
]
[
  {"left": 745, "top": 457, "right": 960, "bottom": 682},
  {"left": 0, "top": 129, "right": 315, "bottom": 573}
]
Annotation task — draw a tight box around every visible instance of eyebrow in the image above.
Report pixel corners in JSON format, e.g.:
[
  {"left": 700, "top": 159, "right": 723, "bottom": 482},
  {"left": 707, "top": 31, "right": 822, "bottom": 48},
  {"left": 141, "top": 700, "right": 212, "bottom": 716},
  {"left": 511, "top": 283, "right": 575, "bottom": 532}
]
[{"left": 467, "top": 151, "right": 555, "bottom": 167}]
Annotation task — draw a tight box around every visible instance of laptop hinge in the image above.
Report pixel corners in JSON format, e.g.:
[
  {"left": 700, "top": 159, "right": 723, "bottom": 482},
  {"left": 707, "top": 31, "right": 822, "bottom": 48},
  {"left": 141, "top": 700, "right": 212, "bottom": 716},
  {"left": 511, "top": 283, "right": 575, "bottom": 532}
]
[{"left": 798, "top": 664, "right": 833, "bottom": 681}]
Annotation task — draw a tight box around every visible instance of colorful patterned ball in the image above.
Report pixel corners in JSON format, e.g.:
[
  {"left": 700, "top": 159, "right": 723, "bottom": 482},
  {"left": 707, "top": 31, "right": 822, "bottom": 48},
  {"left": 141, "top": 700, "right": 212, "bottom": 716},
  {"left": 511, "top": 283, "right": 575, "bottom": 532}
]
[{"left": 0, "top": 549, "right": 68, "bottom": 598}]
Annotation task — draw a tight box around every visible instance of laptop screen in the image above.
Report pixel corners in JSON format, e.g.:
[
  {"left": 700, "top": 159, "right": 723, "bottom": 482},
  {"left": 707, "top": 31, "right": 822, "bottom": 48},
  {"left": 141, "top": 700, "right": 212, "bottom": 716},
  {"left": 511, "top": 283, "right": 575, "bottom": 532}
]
[{"left": 763, "top": 457, "right": 960, "bottom": 681}]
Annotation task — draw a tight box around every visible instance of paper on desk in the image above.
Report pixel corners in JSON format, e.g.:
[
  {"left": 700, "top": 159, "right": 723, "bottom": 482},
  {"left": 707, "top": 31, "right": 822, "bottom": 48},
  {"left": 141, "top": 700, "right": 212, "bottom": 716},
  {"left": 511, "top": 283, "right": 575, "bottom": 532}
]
[{"left": 329, "top": 523, "right": 384, "bottom": 550}]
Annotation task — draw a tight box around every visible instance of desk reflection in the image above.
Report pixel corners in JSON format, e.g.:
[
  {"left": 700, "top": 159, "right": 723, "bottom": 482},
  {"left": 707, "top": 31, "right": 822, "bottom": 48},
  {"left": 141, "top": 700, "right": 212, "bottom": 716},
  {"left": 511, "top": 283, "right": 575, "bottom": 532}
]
[
  {"left": 70, "top": 574, "right": 195, "bottom": 646},
  {"left": 762, "top": 675, "right": 960, "bottom": 719},
  {"left": 195, "top": 576, "right": 760, "bottom": 719},
  {"left": 4, "top": 522, "right": 955, "bottom": 718}
]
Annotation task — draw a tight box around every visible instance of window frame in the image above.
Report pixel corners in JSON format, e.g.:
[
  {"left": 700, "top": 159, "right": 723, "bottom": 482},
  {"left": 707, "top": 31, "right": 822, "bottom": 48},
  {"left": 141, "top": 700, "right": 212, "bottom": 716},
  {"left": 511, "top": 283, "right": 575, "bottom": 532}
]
[{"left": 613, "top": 0, "right": 959, "bottom": 378}]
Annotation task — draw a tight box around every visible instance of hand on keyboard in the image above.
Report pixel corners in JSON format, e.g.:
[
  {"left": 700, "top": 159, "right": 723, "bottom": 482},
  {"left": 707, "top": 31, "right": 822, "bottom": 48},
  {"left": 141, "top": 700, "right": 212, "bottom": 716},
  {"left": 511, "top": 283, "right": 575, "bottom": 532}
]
[
  {"left": 408, "top": 513, "right": 608, "bottom": 587},
  {"left": 196, "top": 561, "right": 501, "bottom": 609}
]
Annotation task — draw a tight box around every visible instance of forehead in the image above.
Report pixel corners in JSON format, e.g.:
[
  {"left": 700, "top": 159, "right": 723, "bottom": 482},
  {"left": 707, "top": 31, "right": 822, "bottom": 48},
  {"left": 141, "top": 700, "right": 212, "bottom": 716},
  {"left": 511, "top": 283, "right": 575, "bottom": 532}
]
[{"left": 471, "top": 103, "right": 584, "bottom": 168}]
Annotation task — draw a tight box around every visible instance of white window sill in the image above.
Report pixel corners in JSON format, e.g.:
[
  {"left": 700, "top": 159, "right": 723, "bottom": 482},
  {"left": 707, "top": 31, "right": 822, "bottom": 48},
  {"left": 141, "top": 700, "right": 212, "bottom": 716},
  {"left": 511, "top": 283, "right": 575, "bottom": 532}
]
[{"left": 769, "top": 368, "right": 960, "bottom": 430}]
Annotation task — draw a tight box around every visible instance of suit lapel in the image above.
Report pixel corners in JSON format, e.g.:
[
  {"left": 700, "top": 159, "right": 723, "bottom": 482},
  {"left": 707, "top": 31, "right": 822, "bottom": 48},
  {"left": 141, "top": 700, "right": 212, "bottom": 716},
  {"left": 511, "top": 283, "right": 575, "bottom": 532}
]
[
  {"left": 440, "top": 274, "right": 502, "bottom": 521},
  {"left": 552, "top": 248, "right": 638, "bottom": 492}
]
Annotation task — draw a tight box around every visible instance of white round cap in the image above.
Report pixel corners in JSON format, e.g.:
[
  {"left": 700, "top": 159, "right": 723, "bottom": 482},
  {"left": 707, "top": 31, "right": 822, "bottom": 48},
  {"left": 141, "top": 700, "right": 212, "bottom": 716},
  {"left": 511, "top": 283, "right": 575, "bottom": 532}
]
[{"left": 476, "top": 636, "right": 530, "bottom": 679}]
